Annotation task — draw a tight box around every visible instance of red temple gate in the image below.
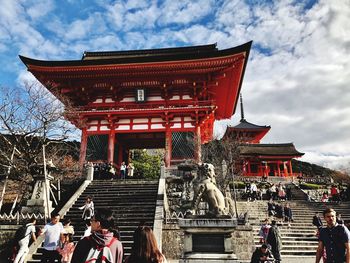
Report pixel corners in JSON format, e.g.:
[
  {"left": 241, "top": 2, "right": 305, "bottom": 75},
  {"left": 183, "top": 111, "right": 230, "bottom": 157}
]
[{"left": 20, "top": 42, "right": 252, "bottom": 167}]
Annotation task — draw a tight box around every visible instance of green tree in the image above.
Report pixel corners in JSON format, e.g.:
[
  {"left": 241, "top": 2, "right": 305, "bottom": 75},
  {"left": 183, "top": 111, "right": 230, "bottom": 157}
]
[{"left": 132, "top": 149, "right": 162, "bottom": 179}]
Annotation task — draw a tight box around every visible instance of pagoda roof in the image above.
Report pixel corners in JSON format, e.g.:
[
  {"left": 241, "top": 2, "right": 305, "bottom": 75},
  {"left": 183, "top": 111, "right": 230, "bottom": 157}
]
[
  {"left": 82, "top": 43, "right": 218, "bottom": 60},
  {"left": 229, "top": 119, "right": 271, "bottom": 130},
  {"left": 19, "top": 42, "right": 252, "bottom": 120},
  {"left": 19, "top": 42, "right": 251, "bottom": 67},
  {"left": 239, "top": 143, "right": 304, "bottom": 157}
]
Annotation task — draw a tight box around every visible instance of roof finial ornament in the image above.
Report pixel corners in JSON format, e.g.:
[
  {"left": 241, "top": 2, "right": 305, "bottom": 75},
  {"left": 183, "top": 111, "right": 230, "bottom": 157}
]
[{"left": 240, "top": 93, "right": 245, "bottom": 122}]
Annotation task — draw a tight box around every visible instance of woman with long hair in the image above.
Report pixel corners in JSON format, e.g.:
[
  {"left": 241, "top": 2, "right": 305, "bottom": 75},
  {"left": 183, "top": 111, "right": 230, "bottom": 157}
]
[{"left": 125, "top": 226, "right": 167, "bottom": 263}]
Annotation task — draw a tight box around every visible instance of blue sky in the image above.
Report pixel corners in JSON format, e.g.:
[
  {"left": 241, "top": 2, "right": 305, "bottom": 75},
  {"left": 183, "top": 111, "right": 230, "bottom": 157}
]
[{"left": 1, "top": 0, "right": 350, "bottom": 171}]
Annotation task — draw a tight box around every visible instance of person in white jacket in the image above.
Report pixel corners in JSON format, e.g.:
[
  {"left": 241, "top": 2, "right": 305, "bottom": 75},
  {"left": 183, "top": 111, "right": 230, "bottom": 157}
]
[{"left": 79, "top": 196, "right": 94, "bottom": 224}]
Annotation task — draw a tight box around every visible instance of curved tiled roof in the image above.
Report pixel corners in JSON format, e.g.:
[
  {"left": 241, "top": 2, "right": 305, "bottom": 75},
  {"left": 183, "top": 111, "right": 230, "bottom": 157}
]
[
  {"left": 239, "top": 143, "right": 304, "bottom": 156},
  {"left": 19, "top": 42, "right": 252, "bottom": 67},
  {"left": 229, "top": 119, "right": 270, "bottom": 130}
]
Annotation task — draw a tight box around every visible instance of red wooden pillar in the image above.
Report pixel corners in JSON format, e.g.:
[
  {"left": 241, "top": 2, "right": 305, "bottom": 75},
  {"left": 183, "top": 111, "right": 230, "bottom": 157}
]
[
  {"left": 277, "top": 161, "right": 281, "bottom": 176},
  {"left": 79, "top": 128, "right": 88, "bottom": 168},
  {"left": 108, "top": 129, "right": 115, "bottom": 163},
  {"left": 283, "top": 161, "right": 288, "bottom": 177},
  {"left": 165, "top": 127, "right": 172, "bottom": 167},
  {"left": 194, "top": 125, "right": 201, "bottom": 163},
  {"left": 264, "top": 162, "right": 269, "bottom": 177},
  {"left": 288, "top": 161, "right": 293, "bottom": 176}
]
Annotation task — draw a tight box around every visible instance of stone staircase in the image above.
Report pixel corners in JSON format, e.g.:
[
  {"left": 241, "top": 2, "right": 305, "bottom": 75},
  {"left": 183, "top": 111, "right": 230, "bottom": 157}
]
[
  {"left": 236, "top": 182, "right": 350, "bottom": 260},
  {"left": 288, "top": 183, "right": 308, "bottom": 201},
  {"left": 237, "top": 200, "right": 319, "bottom": 258},
  {"left": 28, "top": 179, "right": 159, "bottom": 262}
]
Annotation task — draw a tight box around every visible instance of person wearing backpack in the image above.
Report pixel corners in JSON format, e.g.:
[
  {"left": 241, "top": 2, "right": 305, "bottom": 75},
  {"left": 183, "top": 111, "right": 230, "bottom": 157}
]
[
  {"left": 71, "top": 208, "right": 123, "bottom": 263},
  {"left": 13, "top": 218, "right": 37, "bottom": 263}
]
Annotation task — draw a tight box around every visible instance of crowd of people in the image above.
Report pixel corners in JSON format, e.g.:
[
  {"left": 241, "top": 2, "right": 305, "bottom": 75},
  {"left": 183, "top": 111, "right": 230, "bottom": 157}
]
[
  {"left": 90, "top": 161, "right": 135, "bottom": 180},
  {"left": 252, "top": 207, "right": 350, "bottom": 263},
  {"left": 243, "top": 182, "right": 292, "bottom": 202},
  {"left": 10, "top": 203, "right": 166, "bottom": 263},
  {"left": 319, "top": 184, "right": 349, "bottom": 203},
  {"left": 267, "top": 201, "right": 293, "bottom": 227}
]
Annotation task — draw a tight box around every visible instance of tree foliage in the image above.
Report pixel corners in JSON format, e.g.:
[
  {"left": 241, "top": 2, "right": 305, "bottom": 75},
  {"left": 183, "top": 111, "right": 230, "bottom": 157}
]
[{"left": 132, "top": 149, "right": 162, "bottom": 179}]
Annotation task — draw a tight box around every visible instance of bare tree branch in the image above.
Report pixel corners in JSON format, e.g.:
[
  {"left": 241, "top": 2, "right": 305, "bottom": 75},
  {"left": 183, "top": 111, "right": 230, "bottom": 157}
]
[{"left": 0, "top": 83, "right": 79, "bottom": 181}]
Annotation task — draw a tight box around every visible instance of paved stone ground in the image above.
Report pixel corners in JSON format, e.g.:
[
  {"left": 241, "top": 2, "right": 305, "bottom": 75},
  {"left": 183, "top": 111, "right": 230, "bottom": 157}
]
[
  {"left": 282, "top": 257, "right": 315, "bottom": 263},
  {"left": 168, "top": 257, "right": 315, "bottom": 263}
]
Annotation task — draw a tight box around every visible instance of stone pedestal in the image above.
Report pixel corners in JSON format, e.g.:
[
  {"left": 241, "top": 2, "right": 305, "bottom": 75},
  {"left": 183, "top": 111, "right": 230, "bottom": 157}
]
[
  {"left": 179, "top": 218, "right": 238, "bottom": 263},
  {"left": 21, "top": 168, "right": 53, "bottom": 216}
]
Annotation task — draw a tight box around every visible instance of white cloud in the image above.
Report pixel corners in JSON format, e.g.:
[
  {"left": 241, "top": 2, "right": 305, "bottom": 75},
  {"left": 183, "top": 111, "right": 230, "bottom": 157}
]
[
  {"left": 301, "top": 151, "right": 350, "bottom": 171},
  {"left": 0, "top": 1, "right": 23, "bottom": 22},
  {"left": 158, "top": 0, "right": 215, "bottom": 25},
  {"left": 64, "top": 17, "right": 96, "bottom": 41},
  {"left": 1, "top": 0, "right": 350, "bottom": 171},
  {"left": 24, "top": 0, "right": 55, "bottom": 20}
]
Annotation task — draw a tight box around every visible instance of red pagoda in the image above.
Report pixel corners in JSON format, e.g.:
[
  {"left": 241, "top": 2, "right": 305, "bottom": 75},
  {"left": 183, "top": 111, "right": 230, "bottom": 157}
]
[
  {"left": 20, "top": 42, "right": 252, "bottom": 167},
  {"left": 223, "top": 95, "right": 304, "bottom": 177}
]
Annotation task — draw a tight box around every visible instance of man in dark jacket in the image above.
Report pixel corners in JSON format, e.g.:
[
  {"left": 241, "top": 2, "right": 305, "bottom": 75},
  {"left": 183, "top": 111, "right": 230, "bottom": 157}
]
[
  {"left": 250, "top": 244, "right": 274, "bottom": 263},
  {"left": 71, "top": 208, "right": 123, "bottom": 263},
  {"left": 266, "top": 220, "right": 282, "bottom": 263}
]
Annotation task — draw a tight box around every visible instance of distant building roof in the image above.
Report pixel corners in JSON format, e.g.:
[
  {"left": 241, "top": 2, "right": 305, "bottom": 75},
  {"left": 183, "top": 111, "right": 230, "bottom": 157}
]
[
  {"left": 239, "top": 143, "right": 304, "bottom": 157},
  {"left": 229, "top": 119, "right": 271, "bottom": 130}
]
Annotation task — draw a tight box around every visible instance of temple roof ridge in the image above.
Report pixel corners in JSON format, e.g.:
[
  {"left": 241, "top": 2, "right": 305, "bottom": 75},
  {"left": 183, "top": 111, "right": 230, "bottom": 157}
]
[
  {"left": 228, "top": 118, "right": 271, "bottom": 130},
  {"left": 82, "top": 43, "right": 218, "bottom": 60},
  {"left": 19, "top": 41, "right": 252, "bottom": 67}
]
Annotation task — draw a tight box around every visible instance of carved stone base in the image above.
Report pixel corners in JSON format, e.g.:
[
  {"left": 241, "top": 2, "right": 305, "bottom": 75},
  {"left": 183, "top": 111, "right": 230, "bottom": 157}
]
[
  {"left": 180, "top": 252, "right": 238, "bottom": 262},
  {"left": 179, "top": 219, "right": 238, "bottom": 262}
]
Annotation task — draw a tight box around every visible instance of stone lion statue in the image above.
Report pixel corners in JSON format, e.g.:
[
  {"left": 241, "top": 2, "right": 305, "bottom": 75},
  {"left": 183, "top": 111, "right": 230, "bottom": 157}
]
[{"left": 190, "top": 163, "right": 234, "bottom": 217}]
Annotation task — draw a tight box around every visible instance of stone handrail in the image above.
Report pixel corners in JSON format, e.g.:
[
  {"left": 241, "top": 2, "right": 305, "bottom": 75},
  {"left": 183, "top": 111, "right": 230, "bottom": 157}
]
[
  {"left": 153, "top": 165, "right": 166, "bottom": 252},
  {"left": 25, "top": 179, "right": 92, "bottom": 262}
]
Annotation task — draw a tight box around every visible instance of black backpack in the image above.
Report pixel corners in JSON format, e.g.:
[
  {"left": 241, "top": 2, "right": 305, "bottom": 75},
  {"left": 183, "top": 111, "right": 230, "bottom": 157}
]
[{"left": 13, "top": 224, "right": 28, "bottom": 245}]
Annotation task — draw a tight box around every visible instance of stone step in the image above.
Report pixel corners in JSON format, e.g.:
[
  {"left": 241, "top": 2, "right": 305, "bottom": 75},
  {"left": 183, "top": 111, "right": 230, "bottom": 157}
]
[
  {"left": 281, "top": 250, "right": 316, "bottom": 256},
  {"left": 28, "top": 179, "right": 159, "bottom": 263},
  {"left": 235, "top": 198, "right": 350, "bottom": 258}
]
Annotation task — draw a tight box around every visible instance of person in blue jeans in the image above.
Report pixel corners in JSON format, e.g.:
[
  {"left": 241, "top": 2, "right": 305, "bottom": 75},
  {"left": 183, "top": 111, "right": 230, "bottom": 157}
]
[{"left": 120, "top": 161, "right": 126, "bottom": 179}]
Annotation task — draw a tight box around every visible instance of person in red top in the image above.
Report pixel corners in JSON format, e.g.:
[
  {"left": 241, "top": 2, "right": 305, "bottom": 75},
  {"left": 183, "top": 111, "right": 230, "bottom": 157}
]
[{"left": 330, "top": 185, "right": 340, "bottom": 202}]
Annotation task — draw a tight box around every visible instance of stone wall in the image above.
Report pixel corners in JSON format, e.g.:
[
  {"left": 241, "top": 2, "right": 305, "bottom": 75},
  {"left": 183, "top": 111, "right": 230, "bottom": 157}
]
[
  {"left": 231, "top": 225, "right": 255, "bottom": 260},
  {"left": 162, "top": 223, "right": 254, "bottom": 261},
  {"left": 162, "top": 224, "right": 184, "bottom": 260},
  {"left": 0, "top": 225, "right": 18, "bottom": 258}
]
